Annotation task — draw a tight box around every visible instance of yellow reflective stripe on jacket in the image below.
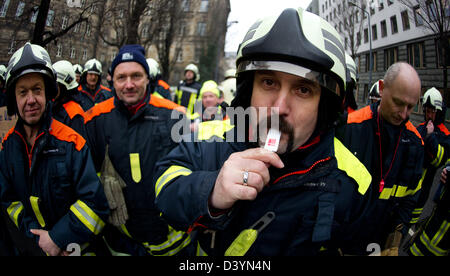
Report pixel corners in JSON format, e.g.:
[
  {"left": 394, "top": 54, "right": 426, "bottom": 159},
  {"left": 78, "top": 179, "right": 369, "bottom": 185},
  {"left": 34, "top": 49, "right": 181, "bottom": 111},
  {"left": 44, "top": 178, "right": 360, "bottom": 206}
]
[
  {"left": 187, "top": 93, "right": 197, "bottom": 116},
  {"left": 225, "top": 229, "right": 258, "bottom": 256},
  {"left": 118, "top": 224, "right": 133, "bottom": 239},
  {"left": 129, "top": 153, "right": 142, "bottom": 183},
  {"left": 432, "top": 220, "right": 449, "bottom": 249},
  {"left": 152, "top": 92, "right": 164, "bottom": 99},
  {"left": 7, "top": 202, "right": 24, "bottom": 228},
  {"left": 70, "top": 200, "right": 105, "bottom": 235},
  {"left": 155, "top": 165, "right": 193, "bottom": 198},
  {"left": 196, "top": 243, "right": 208, "bottom": 256},
  {"left": 379, "top": 169, "right": 425, "bottom": 200},
  {"left": 410, "top": 243, "right": 424, "bottom": 256},
  {"left": 431, "top": 144, "right": 445, "bottom": 167},
  {"left": 30, "top": 196, "right": 46, "bottom": 228},
  {"left": 145, "top": 228, "right": 192, "bottom": 256},
  {"left": 197, "top": 119, "right": 235, "bottom": 141},
  {"left": 334, "top": 138, "right": 371, "bottom": 195},
  {"left": 419, "top": 230, "right": 449, "bottom": 256}
]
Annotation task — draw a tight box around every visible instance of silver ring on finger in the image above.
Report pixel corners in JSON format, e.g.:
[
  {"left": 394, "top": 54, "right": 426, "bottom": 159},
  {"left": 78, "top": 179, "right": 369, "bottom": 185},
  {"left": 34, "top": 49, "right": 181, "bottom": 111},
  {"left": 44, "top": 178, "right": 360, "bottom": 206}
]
[{"left": 243, "top": 171, "right": 249, "bottom": 186}]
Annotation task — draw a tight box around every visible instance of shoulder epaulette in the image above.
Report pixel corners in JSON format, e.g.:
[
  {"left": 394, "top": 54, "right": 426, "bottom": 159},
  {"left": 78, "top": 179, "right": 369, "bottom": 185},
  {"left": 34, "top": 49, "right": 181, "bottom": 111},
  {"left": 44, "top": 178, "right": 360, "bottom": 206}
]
[
  {"left": 50, "top": 119, "right": 86, "bottom": 151},
  {"left": 84, "top": 97, "right": 115, "bottom": 124}
]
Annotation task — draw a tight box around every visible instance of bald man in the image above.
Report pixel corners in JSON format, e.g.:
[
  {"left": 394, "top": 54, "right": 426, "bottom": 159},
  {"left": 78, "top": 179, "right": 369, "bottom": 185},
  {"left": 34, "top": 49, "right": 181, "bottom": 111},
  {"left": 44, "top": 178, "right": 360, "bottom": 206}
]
[{"left": 334, "top": 62, "right": 425, "bottom": 255}]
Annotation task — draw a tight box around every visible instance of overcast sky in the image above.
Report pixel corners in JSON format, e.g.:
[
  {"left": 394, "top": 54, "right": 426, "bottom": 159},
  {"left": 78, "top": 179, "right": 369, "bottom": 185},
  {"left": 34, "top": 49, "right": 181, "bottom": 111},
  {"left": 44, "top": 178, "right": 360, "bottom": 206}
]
[{"left": 225, "top": 0, "right": 313, "bottom": 53}]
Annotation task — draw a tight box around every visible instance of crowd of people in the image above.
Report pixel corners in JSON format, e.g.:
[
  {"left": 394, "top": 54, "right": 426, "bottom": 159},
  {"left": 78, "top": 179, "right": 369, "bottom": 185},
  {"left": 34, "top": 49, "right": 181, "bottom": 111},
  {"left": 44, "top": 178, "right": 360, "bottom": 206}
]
[{"left": 0, "top": 7, "right": 448, "bottom": 256}]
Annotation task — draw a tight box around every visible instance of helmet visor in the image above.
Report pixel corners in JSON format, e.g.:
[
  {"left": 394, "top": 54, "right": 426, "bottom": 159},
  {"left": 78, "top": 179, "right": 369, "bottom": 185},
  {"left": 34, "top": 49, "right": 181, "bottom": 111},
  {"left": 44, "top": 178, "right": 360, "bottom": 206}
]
[{"left": 237, "top": 60, "right": 340, "bottom": 96}]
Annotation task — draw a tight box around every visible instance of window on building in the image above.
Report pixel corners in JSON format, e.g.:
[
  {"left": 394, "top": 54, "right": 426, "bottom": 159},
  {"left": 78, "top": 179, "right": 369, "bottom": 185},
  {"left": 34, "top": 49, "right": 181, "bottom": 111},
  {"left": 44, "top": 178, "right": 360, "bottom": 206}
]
[
  {"left": 372, "top": 24, "right": 378, "bottom": 40},
  {"left": 365, "top": 53, "right": 370, "bottom": 72},
  {"left": 356, "top": 31, "right": 361, "bottom": 46},
  {"left": 364, "top": 28, "right": 369, "bottom": 44},
  {"left": 407, "top": 42, "right": 426, "bottom": 68},
  {"left": 176, "top": 49, "right": 183, "bottom": 63},
  {"left": 381, "top": 20, "right": 387, "bottom": 37},
  {"left": 373, "top": 52, "right": 377, "bottom": 72},
  {"left": 436, "top": 37, "right": 450, "bottom": 67},
  {"left": 414, "top": 6, "right": 424, "bottom": 26},
  {"left": 86, "top": 24, "right": 91, "bottom": 36},
  {"left": 197, "top": 22, "right": 207, "bottom": 36},
  {"left": 8, "top": 39, "right": 16, "bottom": 54},
  {"left": 427, "top": 0, "right": 437, "bottom": 21},
  {"left": 384, "top": 47, "right": 398, "bottom": 70},
  {"left": 179, "top": 22, "right": 187, "bottom": 36},
  {"left": 82, "top": 49, "right": 87, "bottom": 60},
  {"left": 379, "top": 0, "right": 384, "bottom": 11},
  {"left": 15, "top": 1, "right": 24, "bottom": 18},
  {"left": 401, "top": 10, "right": 410, "bottom": 30},
  {"left": 56, "top": 44, "right": 62, "bottom": 57},
  {"left": 46, "top": 10, "right": 54, "bottom": 27},
  {"left": 61, "top": 15, "right": 68, "bottom": 29},
  {"left": 390, "top": 15, "right": 398, "bottom": 34},
  {"left": 70, "top": 48, "right": 76, "bottom": 59},
  {"left": 199, "top": 0, "right": 209, "bottom": 12},
  {"left": 31, "top": 6, "right": 38, "bottom": 23},
  {"left": 182, "top": 0, "right": 190, "bottom": 12},
  {"left": 0, "top": 0, "right": 10, "bottom": 17}
]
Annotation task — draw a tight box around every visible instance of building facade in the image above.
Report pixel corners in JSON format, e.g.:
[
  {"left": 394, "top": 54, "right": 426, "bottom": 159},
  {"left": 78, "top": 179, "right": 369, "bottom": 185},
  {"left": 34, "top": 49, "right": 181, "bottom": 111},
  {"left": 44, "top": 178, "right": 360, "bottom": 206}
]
[
  {"left": 313, "top": 0, "right": 449, "bottom": 122},
  {"left": 0, "top": 0, "right": 230, "bottom": 87}
]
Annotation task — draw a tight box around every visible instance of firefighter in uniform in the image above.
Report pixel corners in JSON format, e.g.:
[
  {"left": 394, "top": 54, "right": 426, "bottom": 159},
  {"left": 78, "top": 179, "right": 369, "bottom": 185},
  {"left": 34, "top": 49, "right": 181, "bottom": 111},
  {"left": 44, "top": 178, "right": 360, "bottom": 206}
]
[
  {"left": 83, "top": 44, "right": 192, "bottom": 256},
  {"left": 0, "top": 43, "right": 109, "bottom": 256},
  {"left": 154, "top": 8, "right": 373, "bottom": 256},
  {"left": 175, "top": 64, "right": 202, "bottom": 117},
  {"left": 409, "top": 163, "right": 450, "bottom": 256},
  {"left": 52, "top": 60, "right": 87, "bottom": 138},
  {"left": 336, "top": 62, "right": 425, "bottom": 255},
  {"left": 146, "top": 58, "right": 172, "bottom": 101},
  {"left": 410, "top": 88, "right": 450, "bottom": 227},
  {"left": 343, "top": 54, "right": 358, "bottom": 114},
  {"left": 75, "top": 58, "right": 112, "bottom": 111},
  {"left": 0, "top": 65, "right": 7, "bottom": 107}
]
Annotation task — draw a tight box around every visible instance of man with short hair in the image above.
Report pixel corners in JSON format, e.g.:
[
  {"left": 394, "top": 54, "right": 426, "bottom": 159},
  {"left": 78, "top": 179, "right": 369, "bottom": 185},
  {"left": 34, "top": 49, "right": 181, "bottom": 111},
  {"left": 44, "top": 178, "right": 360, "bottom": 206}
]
[
  {"left": 336, "top": 62, "right": 425, "bottom": 255},
  {"left": 0, "top": 43, "right": 109, "bottom": 256},
  {"left": 154, "top": 8, "right": 371, "bottom": 256},
  {"left": 84, "top": 44, "right": 191, "bottom": 256}
]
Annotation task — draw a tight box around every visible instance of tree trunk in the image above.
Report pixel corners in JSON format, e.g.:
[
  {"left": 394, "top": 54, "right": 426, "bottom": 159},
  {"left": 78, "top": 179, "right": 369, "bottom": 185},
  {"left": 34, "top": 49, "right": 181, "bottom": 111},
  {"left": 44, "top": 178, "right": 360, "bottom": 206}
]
[{"left": 31, "top": 0, "right": 51, "bottom": 46}]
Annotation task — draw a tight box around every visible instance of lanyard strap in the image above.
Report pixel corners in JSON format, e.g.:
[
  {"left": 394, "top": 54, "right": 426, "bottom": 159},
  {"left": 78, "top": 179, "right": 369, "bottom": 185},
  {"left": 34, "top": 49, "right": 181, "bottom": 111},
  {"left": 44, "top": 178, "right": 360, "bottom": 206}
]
[{"left": 377, "top": 112, "right": 403, "bottom": 193}]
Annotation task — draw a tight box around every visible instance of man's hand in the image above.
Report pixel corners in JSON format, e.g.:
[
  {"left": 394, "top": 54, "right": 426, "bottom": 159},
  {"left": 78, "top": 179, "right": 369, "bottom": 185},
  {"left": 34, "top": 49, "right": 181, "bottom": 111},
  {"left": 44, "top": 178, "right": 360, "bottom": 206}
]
[
  {"left": 441, "top": 167, "right": 448, "bottom": 184},
  {"left": 30, "top": 229, "right": 66, "bottom": 256},
  {"left": 209, "top": 148, "right": 284, "bottom": 211},
  {"left": 426, "top": 120, "right": 434, "bottom": 137}
]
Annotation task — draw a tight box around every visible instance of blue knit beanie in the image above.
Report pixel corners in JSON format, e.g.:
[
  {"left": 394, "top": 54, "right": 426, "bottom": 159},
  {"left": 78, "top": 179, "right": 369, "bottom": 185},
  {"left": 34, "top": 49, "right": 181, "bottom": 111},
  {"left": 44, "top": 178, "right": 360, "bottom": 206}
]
[{"left": 111, "top": 44, "right": 149, "bottom": 77}]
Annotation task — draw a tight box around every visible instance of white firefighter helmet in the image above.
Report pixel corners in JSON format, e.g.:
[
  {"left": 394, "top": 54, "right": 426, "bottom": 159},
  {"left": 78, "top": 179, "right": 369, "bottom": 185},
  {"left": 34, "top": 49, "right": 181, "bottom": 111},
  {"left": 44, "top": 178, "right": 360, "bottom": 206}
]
[
  {"left": 369, "top": 80, "right": 382, "bottom": 101},
  {"left": 0, "top": 64, "right": 7, "bottom": 82},
  {"left": 224, "top": 68, "right": 236, "bottom": 79},
  {"left": 423, "top": 87, "right": 443, "bottom": 111},
  {"left": 53, "top": 60, "right": 79, "bottom": 90},
  {"left": 5, "top": 42, "right": 57, "bottom": 116},
  {"left": 73, "top": 64, "right": 83, "bottom": 75},
  {"left": 83, "top": 58, "right": 102, "bottom": 75},
  {"left": 185, "top": 63, "right": 200, "bottom": 82},
  {"left": 146, "top": 58, "right": 161, "bottom": 80}
]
